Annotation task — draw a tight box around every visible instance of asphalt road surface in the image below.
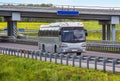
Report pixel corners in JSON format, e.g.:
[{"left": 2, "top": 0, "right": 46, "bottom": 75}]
[{"left": 0, "top": 42, "right": 120, "bottom": 59}]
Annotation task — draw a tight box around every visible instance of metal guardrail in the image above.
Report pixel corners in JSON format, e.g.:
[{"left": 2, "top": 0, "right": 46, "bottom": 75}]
[
  {"left": 86, "top": 40, "right": 120, "bottom": 53},
  {"left": 0, "top": 47, "right": 120, "bottom": 73},
  {"left": 11, "top": 38, "right": 38, "bottom": 45}
]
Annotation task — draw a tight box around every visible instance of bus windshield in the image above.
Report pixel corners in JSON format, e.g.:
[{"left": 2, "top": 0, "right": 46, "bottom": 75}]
[{"left": 61, "top": 27, "right": 85, "bottom": 43}]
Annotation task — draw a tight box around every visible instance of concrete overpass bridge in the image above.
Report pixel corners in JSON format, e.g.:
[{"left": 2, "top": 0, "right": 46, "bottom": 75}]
[{"left": 0, "top": 5, "right": 120, "bottom": 41}]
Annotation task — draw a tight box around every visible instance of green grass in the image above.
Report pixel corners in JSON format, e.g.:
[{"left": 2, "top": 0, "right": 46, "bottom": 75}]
[
  {"left": 0, "top": 54, "right": 120, "bottom": 81},
  {"left": 86, "top": 31, "right": 120, "bottom": 40}
]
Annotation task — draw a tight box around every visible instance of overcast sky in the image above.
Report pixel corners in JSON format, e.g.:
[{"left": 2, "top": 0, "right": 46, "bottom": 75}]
[{"left": 1, "top": 0, "right": 120, "bottom": 7}]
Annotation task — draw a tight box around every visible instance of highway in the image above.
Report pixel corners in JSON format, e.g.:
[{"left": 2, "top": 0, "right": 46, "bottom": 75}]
[{"left": 0, "top": 42, "right": 120, "bottom": 59}]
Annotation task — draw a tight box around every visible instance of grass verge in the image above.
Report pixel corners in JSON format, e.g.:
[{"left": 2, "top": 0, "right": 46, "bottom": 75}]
[{"left": 0, "top": 54, "right": 120, "bottom": 81}]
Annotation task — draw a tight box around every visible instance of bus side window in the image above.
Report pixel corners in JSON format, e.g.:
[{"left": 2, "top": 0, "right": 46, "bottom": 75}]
[
  {"left": 48, "top": 30, "right": 50, "bottom": 36},
  {"left": 85, "top": 29, "right": 88, "bottom": 36}
]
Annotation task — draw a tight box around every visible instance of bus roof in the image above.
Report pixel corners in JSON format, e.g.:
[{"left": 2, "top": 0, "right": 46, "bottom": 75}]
[{"left": 40, "top": 22, "right": 84, "bottom": 28}]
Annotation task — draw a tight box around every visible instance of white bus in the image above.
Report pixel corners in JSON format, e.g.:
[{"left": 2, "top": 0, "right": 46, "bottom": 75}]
[{"left": 38, "top": 22, "right": 87, "bottom": 55}]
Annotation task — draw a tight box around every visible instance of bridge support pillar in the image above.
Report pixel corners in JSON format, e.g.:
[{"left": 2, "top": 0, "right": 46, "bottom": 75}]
[
  {"left": 102, "top": 24, "right": 106, "bottom": 40},
  {"left": 8, "top": 21, "right": 17, "bottom": 38},
  {"left": 4, "top": 12, "right": 21, "bottom": 39},
  {"left": 111, "top": 24, "right": 116, "bottom": 41},
  {"left": 99, "top": 19, "right": 118, "bottom": 41},
  {"left": 107, "top": 24, "right": 111, "bottom": 40}
]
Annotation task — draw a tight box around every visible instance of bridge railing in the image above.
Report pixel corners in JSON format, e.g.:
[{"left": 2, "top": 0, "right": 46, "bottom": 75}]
[
  {"left": 0, "top": 47, "right": 119, "bottom": 73},
  {"left": 86, "top": 40, "right": 120, "bottom": 53},
  {"left": 1, "top": 2, "right": 120, "bottom": 10}
]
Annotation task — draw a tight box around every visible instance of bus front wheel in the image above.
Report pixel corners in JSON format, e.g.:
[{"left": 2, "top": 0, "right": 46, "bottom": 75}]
[{"left": 76, "top": 52, "right": 81, "bottom": 55}]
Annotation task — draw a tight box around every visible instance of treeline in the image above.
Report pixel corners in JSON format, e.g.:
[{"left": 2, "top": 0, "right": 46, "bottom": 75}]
[
  {"left": 22, "top": 18, "right": 79, "bottom": 22},
  {"left": 3, "top": 3, "right": 53, "bottom": 7},
  {"left": 0, "top": 17, "right": 3, "bottom": 22},
  {"left": 0, "top": 16, "right": 79, "bottom": 22}
]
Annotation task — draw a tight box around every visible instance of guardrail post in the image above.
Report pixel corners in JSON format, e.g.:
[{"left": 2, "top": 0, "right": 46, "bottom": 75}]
[
  {"left": 49, "top": 53, "right": 52, "bottom": 62},
  {"left": 23, "top": 50, "right": 26, "bottom": 58},
  {"left": 72, "top": 55, "right": 76, "bottom": 67},
  {"left": 8, "top": 48, "right": 10, "bottom": 55},
  {"left": 27, "top": 50, "right": 29, "bottom": 58},
  {"left": 18, "top": 50, "right": 20, "bottom": 56},
  {"left": 12, "top": 49, "right": 14, "bottom": 56},
  {"left": 17, "top": 49, "right": 18, "bottom": 56},
  {"left": 55, "top": 53, "right": 58, "bottom": 63},
  {"left": 16, "top": 49, "right": 19, "bottom": 56},
  {"left": 15, "top": 49, "right": 19, "bottom": 56},
  {"left": 6, "top": 48, "right": 8, "bottom": 55},
  {"left": 66, "top": 54, "right": 70, "bottom": 66},
  {"left": 39, "top": 52, "right": 42, "bottom": 60},
  {"left": 1, "top": 48, "right": 3, "bottom": 54},
  {"left": 78, "top": 56, "right": 82, "bottom": 68},
  {"left": 19, "top": 50, "right": 21, "bottom": 56},
  {"left": 4, "top": 48, "right": 6, "bottom": 55},
  {"left": 2, "top": 48, "right": 3, "bottom": 54},
  {"left": 103, "top": 58, "right": 108, "bottom": 72},
  {"left": 12, "top": 49, "right": 15, "bottom": 56},
  {"left": 94, "top": 57, "right": 99, "bottom": 70},
  {"left": 44, "top": 52, "right": 47, "bottom": 61},
  {"left": 16, "top": 49, "right": 18, "bottom": 56},
  {"left": 5, "top": 48, "right": 7, "bottom": 55},
  {"left": 31, "top": 51, "right": 34, "bottom": 59},
  {"left": 112, "top": 59, "right": 117, "bottom": 73},
  {"left": 86, "top": 56, "right": 91, "bottom": 69},
  {"left": 3, "top": 48, "right": 5, "bottom": 54},
  {"left": 35, "top": 51, "right": 37, "bottom": 60},
  {"left": 2, "top": 48, "right": 4, "bottom": 54},
  {"left": 60, "top": 54, "right": 63, "bottom": 64},
  {"left": 7, "top": 48, "right": 9, "bottom": 55},
  {"left": 15, "top": 49, "right": 17, "bottom": 56},
  {"left": 0, "top": 47, "right": 1, "bottom": 53},
  {"left": 20, "top": 50, "right": 22, "bottom": 57},
  {"left": 29, "top": 50, "right": 32, "bottom": 58}
]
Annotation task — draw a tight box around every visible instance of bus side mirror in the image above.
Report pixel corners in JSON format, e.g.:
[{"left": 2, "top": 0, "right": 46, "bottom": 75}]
[
  {"left": 59, "top": 31, "right": 61, "bottom": 35},
  {"left": 38, "top": 31, "right": 40, "bottom": 36},
  {"left": 85, "top": 29, "right": 88, "bottom": 36}
]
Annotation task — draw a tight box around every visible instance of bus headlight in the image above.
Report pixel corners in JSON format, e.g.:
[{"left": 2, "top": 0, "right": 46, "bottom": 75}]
[
  {"left": 60, "top": 44, "right": 68, "bottom": 47},
  {"left": 81, "top": 43, "right": 86, "bottom": 47}
]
